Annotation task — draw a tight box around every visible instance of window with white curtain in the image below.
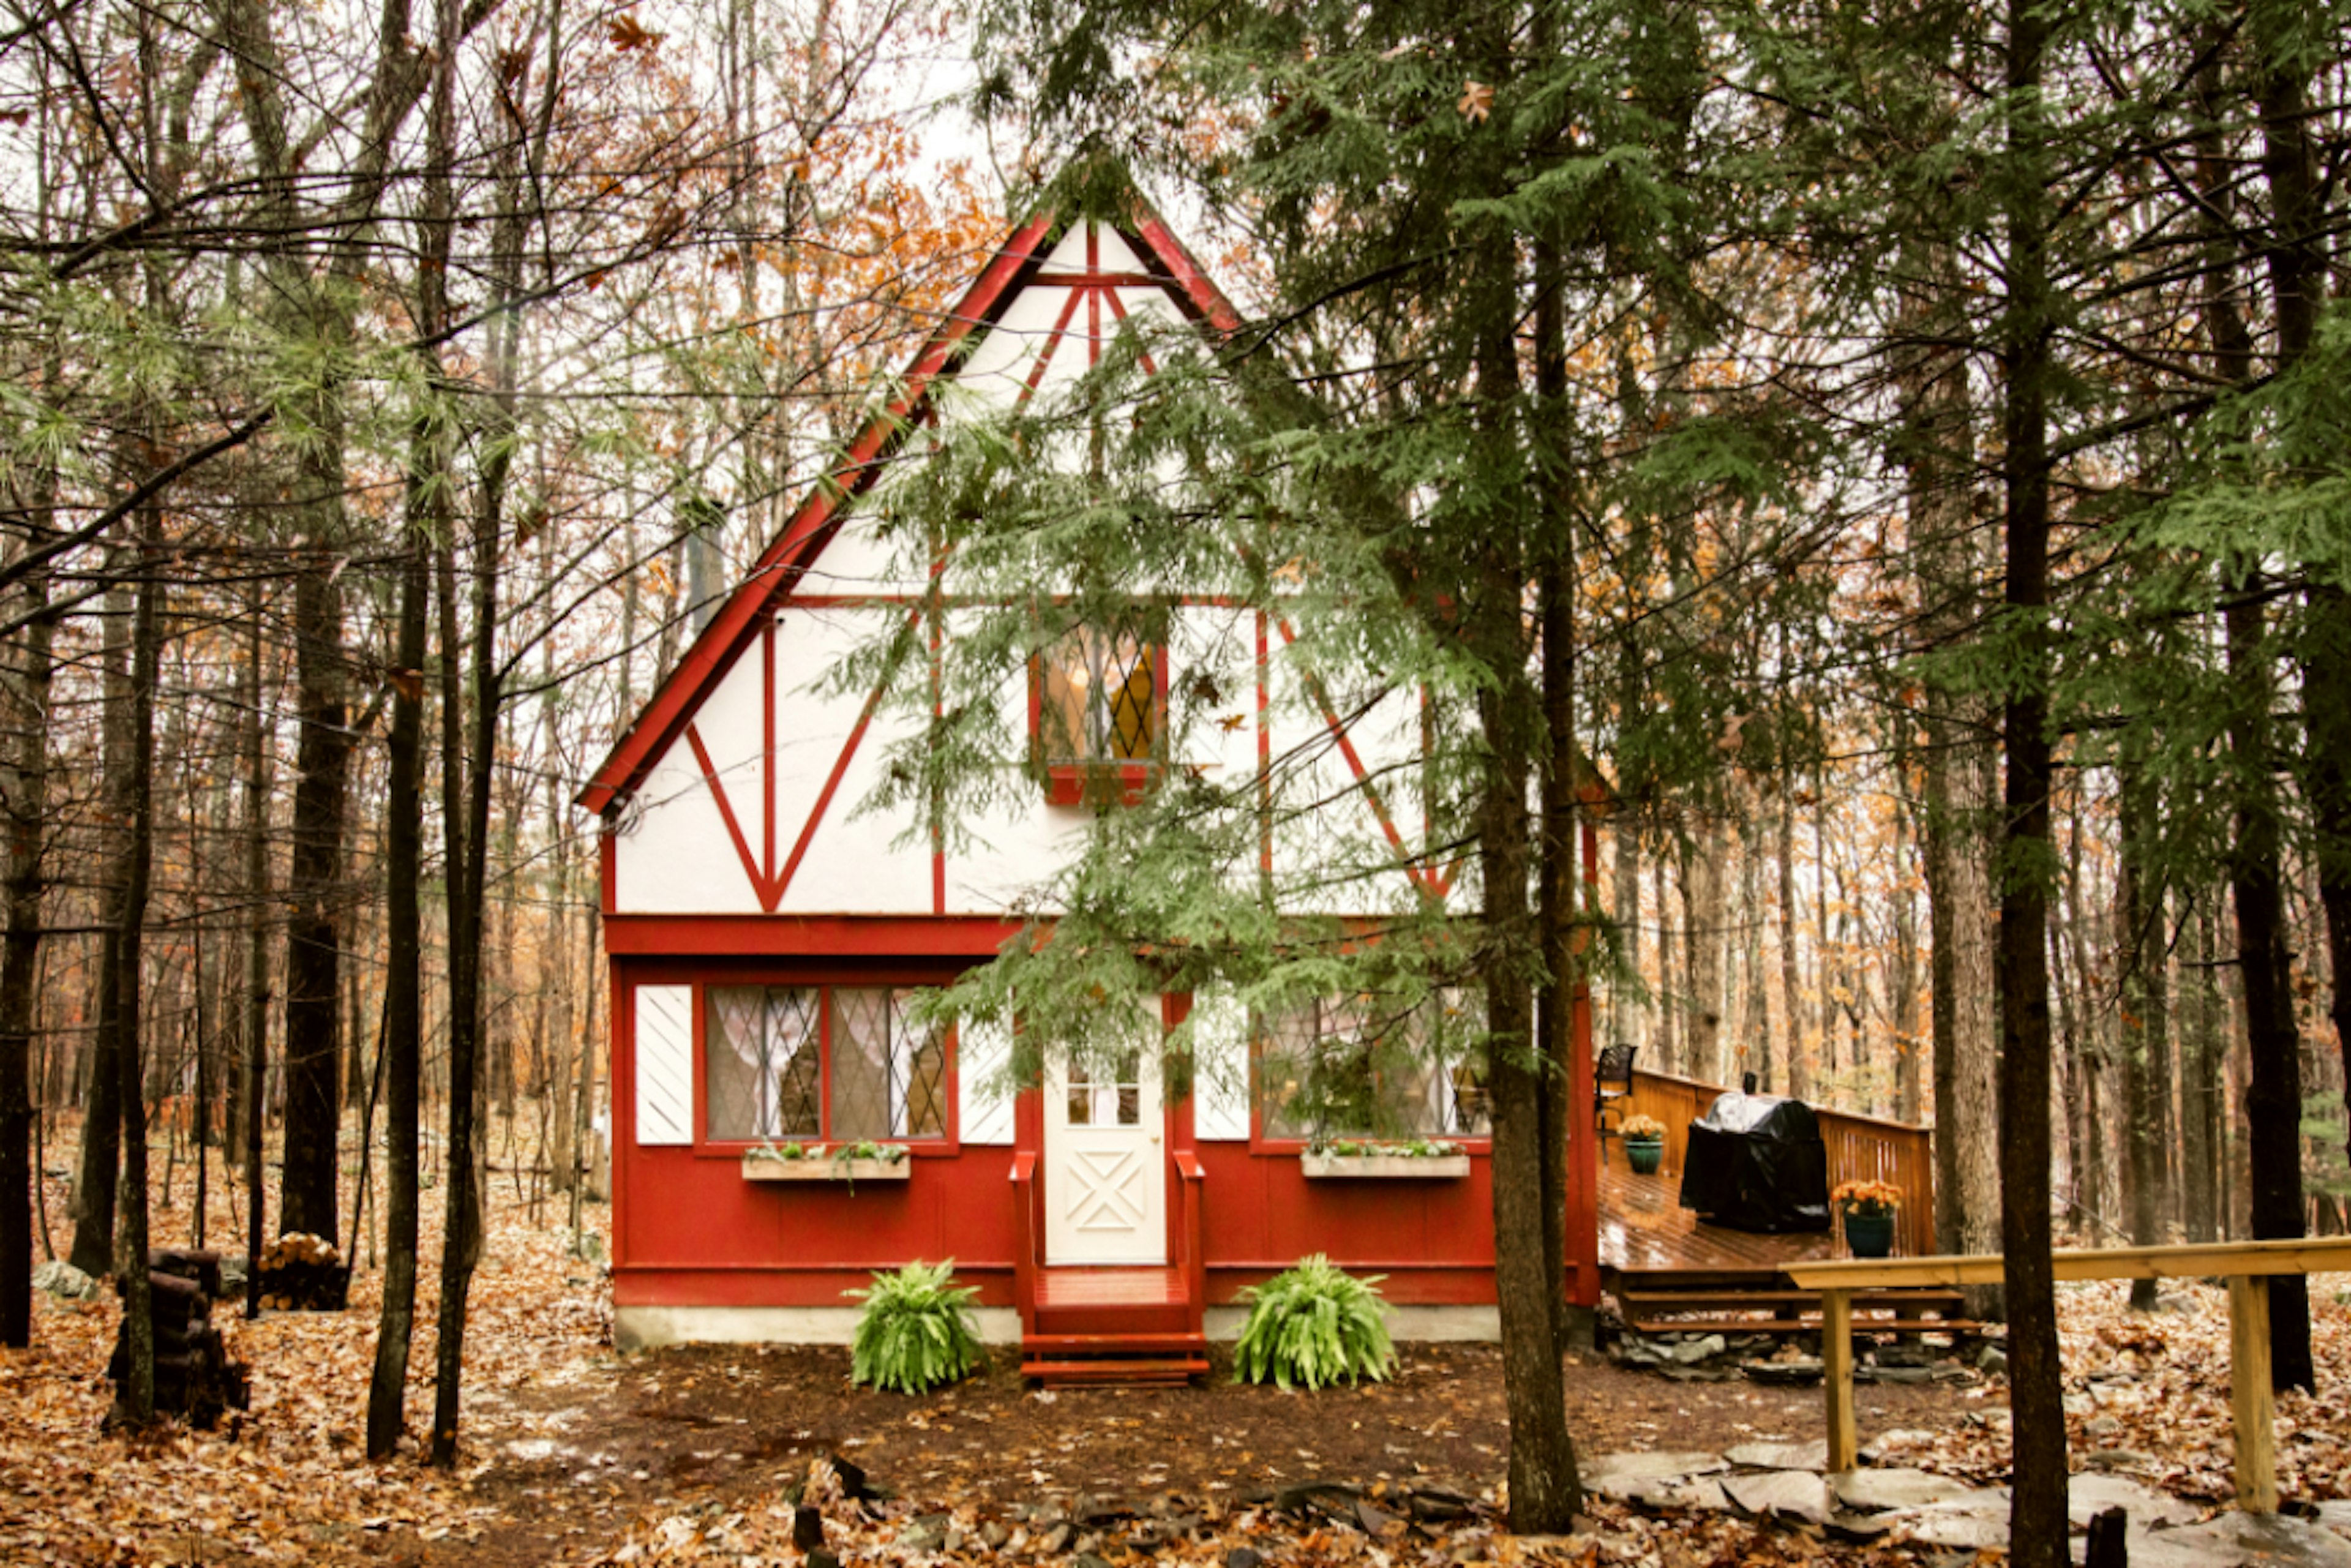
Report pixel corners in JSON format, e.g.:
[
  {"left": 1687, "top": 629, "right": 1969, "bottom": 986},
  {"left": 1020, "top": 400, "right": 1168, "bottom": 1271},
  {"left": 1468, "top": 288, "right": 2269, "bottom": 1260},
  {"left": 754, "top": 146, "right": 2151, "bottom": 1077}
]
[
  {"left": 1256, "top": 989, "right": 1489, "bottom": 1140},
  {"left": 704, "top": 985, "right": 948, "bottom": 1142}
]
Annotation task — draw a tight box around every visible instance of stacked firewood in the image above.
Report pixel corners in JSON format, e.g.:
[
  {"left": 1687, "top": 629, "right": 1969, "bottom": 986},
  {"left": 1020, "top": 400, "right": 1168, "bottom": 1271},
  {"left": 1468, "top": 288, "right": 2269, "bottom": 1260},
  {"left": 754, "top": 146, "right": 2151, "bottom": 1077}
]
[
  {"left": 107, "top": 1249, "right": 250, "bottom": 1428},
  {"left": 255, "top": 1231, "right": 351, "bottom": 1311}
]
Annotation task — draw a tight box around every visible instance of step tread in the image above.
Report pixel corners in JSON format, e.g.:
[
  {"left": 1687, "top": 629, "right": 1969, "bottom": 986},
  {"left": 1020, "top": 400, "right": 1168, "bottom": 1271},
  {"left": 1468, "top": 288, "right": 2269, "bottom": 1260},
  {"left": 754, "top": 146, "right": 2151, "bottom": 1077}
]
[
  {"left": 1022, "top": 1358, "right": 1209, "bottom": 1385},
  {"left": 1627, "top": 1316, "right": 1981, "bottom": 1336},
  {"left": 1022, "top": 1333, "right": 1207, "bottom": 1352},
  {"left": 1618, "top": 1288, "right": 1964, "bottom": 1308}
]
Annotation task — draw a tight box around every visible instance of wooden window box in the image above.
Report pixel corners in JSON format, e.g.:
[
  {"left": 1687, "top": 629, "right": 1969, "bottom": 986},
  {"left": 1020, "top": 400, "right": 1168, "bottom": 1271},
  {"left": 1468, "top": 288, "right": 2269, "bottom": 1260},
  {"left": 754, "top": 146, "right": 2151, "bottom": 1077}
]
[
  {"left": 1042, "top": 760, "right": 1161, "bottom": 808},
  {"left": 740, "top": 1154, "right": 912, "bottom": 1184},
  {"left": 1300, "top": 1152, "right": 1471, "bottom": 1180}
]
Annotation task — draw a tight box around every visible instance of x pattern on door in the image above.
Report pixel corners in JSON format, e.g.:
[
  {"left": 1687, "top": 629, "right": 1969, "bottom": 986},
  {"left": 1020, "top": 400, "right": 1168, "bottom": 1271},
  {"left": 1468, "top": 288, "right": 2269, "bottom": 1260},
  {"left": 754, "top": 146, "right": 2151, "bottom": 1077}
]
[{"left": 1063, "top": 1147, "right": 1149, "bottom": 1232}]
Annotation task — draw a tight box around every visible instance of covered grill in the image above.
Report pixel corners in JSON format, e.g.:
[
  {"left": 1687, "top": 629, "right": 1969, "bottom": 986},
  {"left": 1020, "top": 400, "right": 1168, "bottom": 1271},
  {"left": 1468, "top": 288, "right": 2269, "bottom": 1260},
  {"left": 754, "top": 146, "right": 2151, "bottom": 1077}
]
[{"left": 1676, "top": 1090, "right": 1832, "bottom": 1234}]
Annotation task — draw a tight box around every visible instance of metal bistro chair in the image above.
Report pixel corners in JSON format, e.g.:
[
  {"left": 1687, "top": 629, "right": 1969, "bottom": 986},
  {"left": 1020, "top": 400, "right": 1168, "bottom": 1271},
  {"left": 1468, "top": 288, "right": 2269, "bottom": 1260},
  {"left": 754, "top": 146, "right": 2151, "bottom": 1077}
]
[{"left": 1595, "top": 1043, "right": 1637, "bottom": 1166}]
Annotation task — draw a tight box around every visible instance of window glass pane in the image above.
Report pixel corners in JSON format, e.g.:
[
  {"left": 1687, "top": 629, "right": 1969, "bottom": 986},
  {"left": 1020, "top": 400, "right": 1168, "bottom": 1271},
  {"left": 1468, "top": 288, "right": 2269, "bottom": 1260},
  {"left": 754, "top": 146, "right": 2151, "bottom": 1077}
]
[
  {"left": 707, "top": 985, "right": 819, "bottom": 1140},
  {"left": 896, "top": 990, "right": 947, "bottom": 1139},
  {"left": 1114, "top": 1048, "right": 1141, "bottom": 1127},
  {"left": 1041, "top": 629, "right": 1155, "bottom": 763},
  {"left": 830, "top": 988, "right": 893, "bottom": 1141},
  {"left": 1257, "top": 994, "right": 1460, "bottom": 1139},
  {"left": 1065, "top": 1060, "right": 1093, "bottom": 1125}
]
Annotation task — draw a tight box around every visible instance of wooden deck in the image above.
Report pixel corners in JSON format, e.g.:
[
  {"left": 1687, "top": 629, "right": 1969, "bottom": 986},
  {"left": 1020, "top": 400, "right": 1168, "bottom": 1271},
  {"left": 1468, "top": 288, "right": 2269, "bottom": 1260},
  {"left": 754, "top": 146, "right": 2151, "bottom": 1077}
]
[{"left": 1597, "top": 1157, "right": 1843, "bottom": 1276}]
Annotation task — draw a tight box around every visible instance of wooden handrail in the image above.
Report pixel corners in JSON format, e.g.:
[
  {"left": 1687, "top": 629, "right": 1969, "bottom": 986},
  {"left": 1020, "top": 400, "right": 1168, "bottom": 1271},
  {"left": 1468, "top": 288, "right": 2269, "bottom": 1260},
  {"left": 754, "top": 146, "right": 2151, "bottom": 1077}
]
[
  {"left": 1174, "top": 1151, "right": 1205, "bottom": 1335},
  {"left": 1010, "top": 1152, "right": 1038, "bottom": 1338},
  {"left": 1790, "top": 1237, "right": 2351, "bottom": 1508}
]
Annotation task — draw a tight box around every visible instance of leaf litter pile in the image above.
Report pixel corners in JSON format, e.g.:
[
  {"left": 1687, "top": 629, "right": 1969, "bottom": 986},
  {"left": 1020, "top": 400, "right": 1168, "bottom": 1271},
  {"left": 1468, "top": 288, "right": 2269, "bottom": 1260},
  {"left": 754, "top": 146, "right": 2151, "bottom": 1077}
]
[{"left": 4, "top": 1133, "right": 2350, "bottom": 1567}]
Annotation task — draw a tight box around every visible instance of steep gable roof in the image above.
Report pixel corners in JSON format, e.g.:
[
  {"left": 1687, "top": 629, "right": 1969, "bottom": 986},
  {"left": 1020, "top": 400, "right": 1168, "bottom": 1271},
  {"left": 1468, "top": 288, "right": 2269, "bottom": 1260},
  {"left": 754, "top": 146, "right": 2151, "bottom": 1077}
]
[{"left": 578, "top": 190, "right": 1245, "bottom": 817}]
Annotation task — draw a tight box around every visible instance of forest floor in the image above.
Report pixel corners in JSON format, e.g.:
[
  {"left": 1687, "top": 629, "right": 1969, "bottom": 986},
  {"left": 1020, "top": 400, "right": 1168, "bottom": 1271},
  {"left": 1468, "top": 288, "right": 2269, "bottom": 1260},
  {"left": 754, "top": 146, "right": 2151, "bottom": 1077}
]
[{"left": 6, "top": 1125, "right": 2351, "bottom": 1567}]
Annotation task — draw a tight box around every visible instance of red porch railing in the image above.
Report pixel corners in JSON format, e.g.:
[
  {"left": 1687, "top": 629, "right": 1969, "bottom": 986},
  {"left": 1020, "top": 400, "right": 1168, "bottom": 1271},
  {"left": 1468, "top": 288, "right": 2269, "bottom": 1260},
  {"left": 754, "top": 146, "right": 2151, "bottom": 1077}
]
[
  {"left": 1009, "top": 1151, "right": 1038, "bottom": 1337},
  {"left": 1174, "top": 1150, "right": 1205, "bottom": 1337},
  {"left": 1623, "top": 1067, "right": 1937, "bottom": 1258}
]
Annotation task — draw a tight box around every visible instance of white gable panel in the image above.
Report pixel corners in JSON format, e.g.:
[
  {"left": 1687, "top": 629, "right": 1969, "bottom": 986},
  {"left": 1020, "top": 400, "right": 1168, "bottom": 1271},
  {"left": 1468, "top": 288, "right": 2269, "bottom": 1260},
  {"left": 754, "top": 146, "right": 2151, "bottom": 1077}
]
[
  {"left": 955, "top": 262, "right": 1090, "bottom": 408},
  {"left": 1171, "top": 604, "right": 1259, "bottom": 778},
  {"left": 795, "top": 503, "right": 930, "bottom": 597},
  {"left": 1186, "top": 986, "right": 1252, "bottom": 1141},
  {"left": 774, "top": 683, "right": 934, "bottom": 914},
  {"left": 769, "top": 604, "right": 900, "bottom": 855},
  {"left": 634, "top": 984, "right": 694, "bottom": 1146},
  {"left": 1265, "top": 647, "right": 1425, "bottom": 919},
  {"left": 944, "top": 620, "right": 1086, "bottom": 913},
  {"left": 612, "top": 632, "right": 772, "bottom": 914},
  {"left": 957, "top": 1013, "right": 1016, "bottom": 1145}
]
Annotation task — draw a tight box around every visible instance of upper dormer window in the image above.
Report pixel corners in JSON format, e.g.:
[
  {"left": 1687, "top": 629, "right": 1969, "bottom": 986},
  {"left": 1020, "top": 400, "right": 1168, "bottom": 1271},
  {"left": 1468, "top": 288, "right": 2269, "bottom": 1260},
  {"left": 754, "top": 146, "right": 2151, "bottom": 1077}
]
[{"left": 1033, "top": 624, "right": 1164, "bottom": 806}]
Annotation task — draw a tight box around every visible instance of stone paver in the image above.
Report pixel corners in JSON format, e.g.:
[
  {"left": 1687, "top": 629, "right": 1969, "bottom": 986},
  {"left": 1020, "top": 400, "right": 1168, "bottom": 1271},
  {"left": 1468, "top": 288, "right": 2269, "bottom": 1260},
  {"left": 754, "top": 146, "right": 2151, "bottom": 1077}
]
[
  {"left": 2113, "top": 1512, "right": 2351, "bottom": 1568},
  {"left": 1721, "top": 1471, "right": 1836, "bottom": 1526},
  {"left": 1831, "top": 1467, "right": 1995, "bottom": 1512},
  {"left": 1724, "top": 1441, "right": 1828, "bottom": 1471}
]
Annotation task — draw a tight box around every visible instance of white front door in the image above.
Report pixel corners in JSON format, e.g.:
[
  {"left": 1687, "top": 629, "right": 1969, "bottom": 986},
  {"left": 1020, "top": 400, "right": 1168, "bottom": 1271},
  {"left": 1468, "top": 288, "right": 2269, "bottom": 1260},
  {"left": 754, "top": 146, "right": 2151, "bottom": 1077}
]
[{"left": 1043, "top": 1038, "right": 1166, "bottom": 1266}]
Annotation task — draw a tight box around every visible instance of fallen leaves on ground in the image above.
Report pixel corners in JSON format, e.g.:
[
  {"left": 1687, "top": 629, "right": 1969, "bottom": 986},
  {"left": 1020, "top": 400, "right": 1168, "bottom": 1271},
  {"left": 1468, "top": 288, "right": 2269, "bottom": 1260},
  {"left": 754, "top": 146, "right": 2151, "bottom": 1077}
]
[{"left": 6, "top": 1116, "right": 2350, "bottom": 1567}]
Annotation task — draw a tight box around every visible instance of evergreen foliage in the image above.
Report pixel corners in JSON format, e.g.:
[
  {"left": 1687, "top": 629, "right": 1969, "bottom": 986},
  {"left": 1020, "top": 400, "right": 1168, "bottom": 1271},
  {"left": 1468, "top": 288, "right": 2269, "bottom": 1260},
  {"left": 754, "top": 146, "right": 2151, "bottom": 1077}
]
[{"left": 1231, "top": 1255, "right": 1396, "bottom": 1392}]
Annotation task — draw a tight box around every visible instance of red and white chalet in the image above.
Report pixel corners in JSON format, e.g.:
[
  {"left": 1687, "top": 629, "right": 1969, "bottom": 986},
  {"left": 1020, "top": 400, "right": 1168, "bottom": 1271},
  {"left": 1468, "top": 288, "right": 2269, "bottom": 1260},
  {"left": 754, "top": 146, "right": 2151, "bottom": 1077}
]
[{"left": 580, "top": 192, "right": 1603, "bottom": 1376}]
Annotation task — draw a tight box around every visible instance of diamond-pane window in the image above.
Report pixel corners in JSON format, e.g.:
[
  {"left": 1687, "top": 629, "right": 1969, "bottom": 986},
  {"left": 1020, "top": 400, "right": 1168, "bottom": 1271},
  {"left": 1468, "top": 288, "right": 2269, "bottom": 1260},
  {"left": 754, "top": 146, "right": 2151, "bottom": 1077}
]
[
  {"left": 1036, "top": 625, "right": 1163, "bottom": 805},
  {"left": 708, "top": 986, "right": 820, "bottom": 1140},
  {"left": 702, "top": 984, "right": 951, "bottom": 1145}
]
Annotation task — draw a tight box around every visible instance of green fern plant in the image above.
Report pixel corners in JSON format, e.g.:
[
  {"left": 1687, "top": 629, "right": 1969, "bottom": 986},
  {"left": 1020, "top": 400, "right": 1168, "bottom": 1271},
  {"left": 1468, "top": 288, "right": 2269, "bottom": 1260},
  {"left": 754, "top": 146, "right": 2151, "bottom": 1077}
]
[
  {"left": 846, "top": 1260, "right": 986, "bottom": 1395},
  {"left": 1231, "top": 1255, "right": 1395, "bottom": 1390}
]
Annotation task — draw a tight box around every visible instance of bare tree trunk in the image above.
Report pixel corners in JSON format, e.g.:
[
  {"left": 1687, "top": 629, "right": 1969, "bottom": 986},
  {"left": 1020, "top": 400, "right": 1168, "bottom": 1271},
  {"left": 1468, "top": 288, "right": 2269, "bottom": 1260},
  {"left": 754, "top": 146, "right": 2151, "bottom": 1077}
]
[
  {"left": 1684, "top": 820, "right": 1725, "bottom": 1085},
  {"left": 1654, "top": 851, "right": 1677, "bottom": 1073},
  {"left": 68, "top": 572, "right": 131, "bottom": 1279},
  {"left": 2181, "top": 898, "right": 2219, "bottom": 1242},
  {"left": 0, "top": 532, "right": 53, "bottom": 1346},
  {"left": 1892, "top": 778, "right": 1922, "bottom": 1125},
  {"left": 2116, "top": 763, "right": 2167, "bottom": 1305},
  {"left": 241, "top": 599, "right": 271, "bottom": 1319}
]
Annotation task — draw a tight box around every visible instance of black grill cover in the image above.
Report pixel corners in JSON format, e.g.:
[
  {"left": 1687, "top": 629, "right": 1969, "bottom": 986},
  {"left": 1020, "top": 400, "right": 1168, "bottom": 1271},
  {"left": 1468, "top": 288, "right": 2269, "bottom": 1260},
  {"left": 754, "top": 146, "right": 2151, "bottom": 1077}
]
[{"left": 1676, "top": 1092, "right": 1831, "bottom": 1233}]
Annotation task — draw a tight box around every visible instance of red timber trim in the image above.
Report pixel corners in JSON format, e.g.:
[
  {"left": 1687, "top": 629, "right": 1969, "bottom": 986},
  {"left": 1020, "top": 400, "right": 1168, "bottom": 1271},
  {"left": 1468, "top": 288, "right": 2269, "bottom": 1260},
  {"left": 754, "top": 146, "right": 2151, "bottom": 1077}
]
[
  {"left": 604, "top": 913, "right": 1030, "bottom": 958},
  {"left": 610, "top": 959, "right": 630, "bottom": 1272},
  {"left": 580, "top": 191, "right": 1249, "bottom": 822},
  {"left": 680, "top": 606, "right": 924, "bottom": 912},
  {"left": 578, "top": 208, "right": 1062, "bottom": 816}
]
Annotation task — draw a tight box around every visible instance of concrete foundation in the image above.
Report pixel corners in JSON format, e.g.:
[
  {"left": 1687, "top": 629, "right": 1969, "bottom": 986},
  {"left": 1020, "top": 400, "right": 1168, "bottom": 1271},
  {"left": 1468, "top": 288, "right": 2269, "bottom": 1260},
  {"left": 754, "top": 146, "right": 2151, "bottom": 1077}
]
[{"left": 617, "top": 1301, "right": 1504, "bottom": 1351}]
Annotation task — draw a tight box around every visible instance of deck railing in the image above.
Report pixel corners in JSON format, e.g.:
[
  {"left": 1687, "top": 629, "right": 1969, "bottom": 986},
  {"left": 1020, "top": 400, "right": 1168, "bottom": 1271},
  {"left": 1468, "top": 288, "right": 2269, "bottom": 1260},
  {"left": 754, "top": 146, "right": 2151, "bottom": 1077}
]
[{"left": 1624, "top": 1067, "right": 1937, "bottom": 1258}]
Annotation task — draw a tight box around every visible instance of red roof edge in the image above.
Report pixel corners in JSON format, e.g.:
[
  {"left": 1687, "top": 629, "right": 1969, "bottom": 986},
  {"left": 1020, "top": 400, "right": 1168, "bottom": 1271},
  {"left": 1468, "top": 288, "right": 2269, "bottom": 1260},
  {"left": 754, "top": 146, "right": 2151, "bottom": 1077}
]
[{"left": 577, "top": 185, "right": 1247, "bottom": 818}]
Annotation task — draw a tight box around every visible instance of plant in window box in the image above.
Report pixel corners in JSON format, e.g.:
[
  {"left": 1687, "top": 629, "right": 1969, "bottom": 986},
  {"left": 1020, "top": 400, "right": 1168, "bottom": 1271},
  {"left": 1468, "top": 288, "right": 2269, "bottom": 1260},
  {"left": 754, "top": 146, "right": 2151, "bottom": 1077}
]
[
  {"left": 1619, "top": 1114, "right": 1667, "bottom": 1176},
  {"left": 1831, "top": 1179, "right": 1902, "bottom": 1258},
  {"left": 741, "top": 1140, "right": 912, "bottom": 1185},
  {"left": 1300, "top": 1135, "right": 1471, "bottom": 1179}
]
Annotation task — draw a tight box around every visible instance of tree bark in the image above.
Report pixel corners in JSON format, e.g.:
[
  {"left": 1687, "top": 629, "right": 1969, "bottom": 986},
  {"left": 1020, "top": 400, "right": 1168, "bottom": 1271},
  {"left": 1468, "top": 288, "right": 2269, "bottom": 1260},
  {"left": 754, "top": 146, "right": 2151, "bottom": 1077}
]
[
  {"left": 2116, "top": 762, "right": 2167, "bottom": 1305},
  {"left": 0, "top": 544, "right": 53, "bottom": 1347},
  {"left": 69, "top": 568, "right": 132, "bottom": 1280},
  {"left": 1996, "top": 0, "right": 2067, "bottom": 1553},
  {"left": 367, "top": 10, "right": 454, "bottom": 1445},
  {"left": 277, "top": 555, "right": 349, "bottom": 1248}
]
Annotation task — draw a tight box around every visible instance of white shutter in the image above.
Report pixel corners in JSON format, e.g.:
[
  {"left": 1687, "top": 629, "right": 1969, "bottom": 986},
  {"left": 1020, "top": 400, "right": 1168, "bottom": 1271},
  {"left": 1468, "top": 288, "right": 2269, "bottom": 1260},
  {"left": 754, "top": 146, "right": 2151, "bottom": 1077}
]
[
  {"left": 634, "top": 985, "right": 694, "bottom": 1146},
  {"left": 958, "top": 1014, "right": 1015, "bottom": 1145},
  {"left": 1188, "top": 988, "right": 1252, "bottom": 1142}
]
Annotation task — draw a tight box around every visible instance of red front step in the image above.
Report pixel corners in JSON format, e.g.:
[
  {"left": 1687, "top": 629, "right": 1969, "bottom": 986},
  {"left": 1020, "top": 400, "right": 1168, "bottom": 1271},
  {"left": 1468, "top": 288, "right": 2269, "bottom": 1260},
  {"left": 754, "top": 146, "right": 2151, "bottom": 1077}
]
[
  {"left": 1022, "top": 1356, "right": 1210, "bottom": 1387},
  {"left": 1020, "top": 1330, "right": 1209, "bottom": 1387}
]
